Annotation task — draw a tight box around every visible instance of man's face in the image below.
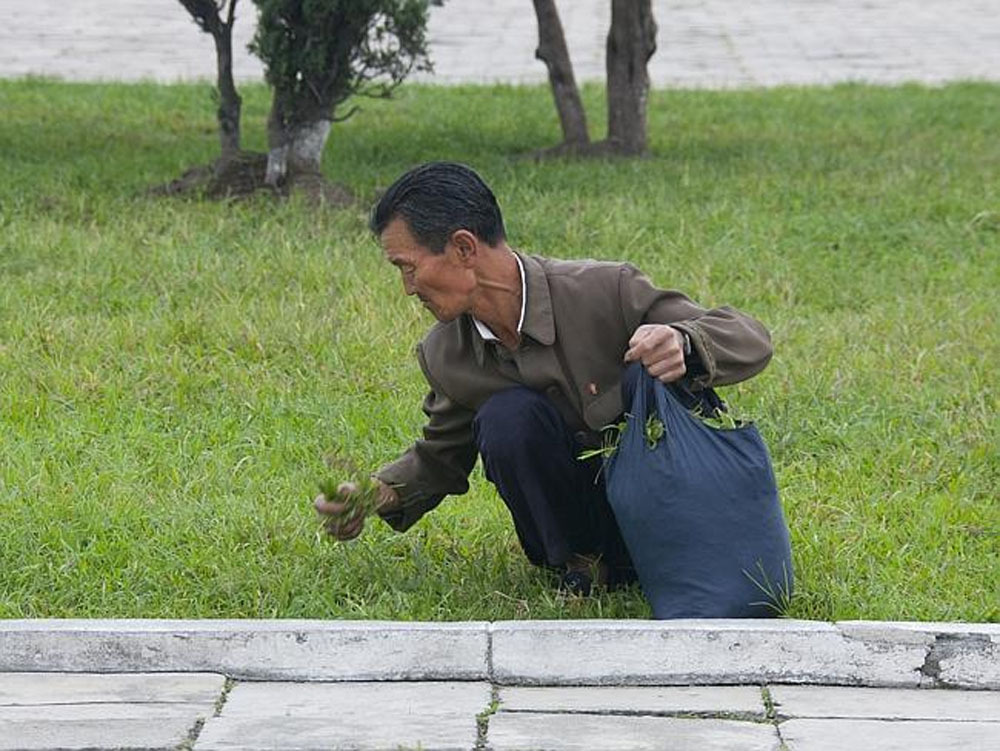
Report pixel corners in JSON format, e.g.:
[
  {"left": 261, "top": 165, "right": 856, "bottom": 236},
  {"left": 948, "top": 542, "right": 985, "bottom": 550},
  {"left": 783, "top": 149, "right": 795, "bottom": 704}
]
[{"left": 380, "top": 217, "right": 476, "bottom": 323}]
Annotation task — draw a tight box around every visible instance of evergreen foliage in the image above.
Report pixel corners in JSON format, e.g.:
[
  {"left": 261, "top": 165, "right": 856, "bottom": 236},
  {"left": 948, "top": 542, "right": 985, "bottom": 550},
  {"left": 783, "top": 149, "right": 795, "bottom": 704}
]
[{"left": 250, "top": 0, "right": 432, "bottom": 125}]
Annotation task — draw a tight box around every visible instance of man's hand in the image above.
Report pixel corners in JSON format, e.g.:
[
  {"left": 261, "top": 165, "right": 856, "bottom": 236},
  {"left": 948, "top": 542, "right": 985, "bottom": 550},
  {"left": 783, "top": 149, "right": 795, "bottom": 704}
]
[
  {"left": 623, "top": 324, "right": 688, "bottom": 383},
  {"left": 314, "top": 480, "right": 400, "bottom": 541}
]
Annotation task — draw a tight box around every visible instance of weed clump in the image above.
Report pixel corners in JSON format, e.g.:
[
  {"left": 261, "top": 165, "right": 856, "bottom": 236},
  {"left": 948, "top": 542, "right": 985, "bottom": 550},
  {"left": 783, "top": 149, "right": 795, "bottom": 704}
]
[
  {"left": 317, "top": 477, "right": 383, "bottom": 522},
  {"left": 578, "top": 398, "right": 745, "bottom": 462},
  {"left": 317, "top": 452, "right": 385, "bottom": 522}
]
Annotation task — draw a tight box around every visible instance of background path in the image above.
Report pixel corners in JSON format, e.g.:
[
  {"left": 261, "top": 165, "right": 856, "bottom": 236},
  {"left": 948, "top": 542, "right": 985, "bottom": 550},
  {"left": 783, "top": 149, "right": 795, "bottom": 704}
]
[{"left": 1, "top": 0, "right": 999, "bottom": 87}]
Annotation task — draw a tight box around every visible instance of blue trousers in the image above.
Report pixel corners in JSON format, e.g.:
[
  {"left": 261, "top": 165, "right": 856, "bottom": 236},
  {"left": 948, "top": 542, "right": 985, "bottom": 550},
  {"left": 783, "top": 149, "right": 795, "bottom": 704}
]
[{"left": 472, "top": 387, "right": 636, "bottom": 586}]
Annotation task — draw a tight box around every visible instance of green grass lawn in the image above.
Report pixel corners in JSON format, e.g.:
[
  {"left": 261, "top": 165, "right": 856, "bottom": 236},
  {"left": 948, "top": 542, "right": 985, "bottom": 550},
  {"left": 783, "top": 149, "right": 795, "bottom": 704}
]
[{"left": 0, "top": 79, "right": 997, "bottom": 622}]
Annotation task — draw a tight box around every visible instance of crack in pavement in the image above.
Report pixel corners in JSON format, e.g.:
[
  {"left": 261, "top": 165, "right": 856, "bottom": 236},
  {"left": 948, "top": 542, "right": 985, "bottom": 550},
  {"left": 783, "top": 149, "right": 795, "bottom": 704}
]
[{"left": 918, "top": 633, "right": 994, "bottom": 686}]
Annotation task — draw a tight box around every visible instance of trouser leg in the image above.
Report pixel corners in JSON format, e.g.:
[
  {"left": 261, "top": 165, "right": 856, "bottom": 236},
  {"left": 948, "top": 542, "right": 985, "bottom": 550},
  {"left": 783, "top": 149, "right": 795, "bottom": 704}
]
[{"left": 472, "top": 387, "right": 635, "bottom": 584}]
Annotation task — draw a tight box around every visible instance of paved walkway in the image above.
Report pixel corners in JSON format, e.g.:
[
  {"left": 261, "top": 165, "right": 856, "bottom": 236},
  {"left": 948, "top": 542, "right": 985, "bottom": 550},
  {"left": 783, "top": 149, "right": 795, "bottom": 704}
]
[
  {"left": 1, "top": 0, "right": 999, "bottom": 86},
  {"left": 1, "top": 619, "right": 997, "bottom": 749},
  {"left": 4, "top": 673, "right": 1000, "bottom": 750}
]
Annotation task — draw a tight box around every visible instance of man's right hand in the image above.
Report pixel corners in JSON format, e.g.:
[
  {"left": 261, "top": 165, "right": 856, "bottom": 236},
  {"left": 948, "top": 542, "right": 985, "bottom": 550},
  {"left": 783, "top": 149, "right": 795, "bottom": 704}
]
[{"left": 314, "top": 480, "right": 400, "bottom": 541}]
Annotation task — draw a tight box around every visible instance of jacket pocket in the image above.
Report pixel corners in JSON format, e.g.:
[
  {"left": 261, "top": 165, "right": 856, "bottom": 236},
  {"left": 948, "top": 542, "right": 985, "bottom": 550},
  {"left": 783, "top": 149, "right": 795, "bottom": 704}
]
[{"left": 582, "top": 385, "right": 625, "bottom": 431}]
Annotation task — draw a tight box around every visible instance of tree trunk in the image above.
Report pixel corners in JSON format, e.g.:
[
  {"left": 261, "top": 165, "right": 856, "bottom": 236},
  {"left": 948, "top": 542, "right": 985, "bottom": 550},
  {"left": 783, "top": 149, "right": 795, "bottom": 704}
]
[
  {"left": 213, "top": 19, "right": 242, "bottom": 158},
  {"left": 177, "top": 0, "right": 243, "bottom": 159},
  {"left": 264, "top": 93, "right": 332, "bottom": 187},
  {"left": 287, "top": 119, "right": 332, "bottom": 176},
  {"left": 605, "top": 0, "right": 657, "bottom": 155},
  {"left": 265, "top": 92, "right": 289, "bottom": 186},
  {"left": 532, "top": 0, "right": 589, "bottom": 147}
]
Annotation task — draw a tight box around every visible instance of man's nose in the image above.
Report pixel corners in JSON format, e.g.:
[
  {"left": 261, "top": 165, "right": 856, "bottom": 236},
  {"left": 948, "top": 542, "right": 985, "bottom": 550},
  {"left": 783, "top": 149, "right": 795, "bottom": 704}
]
[{"left": 402, "top": 276, "right": 416, "bottom": 295}]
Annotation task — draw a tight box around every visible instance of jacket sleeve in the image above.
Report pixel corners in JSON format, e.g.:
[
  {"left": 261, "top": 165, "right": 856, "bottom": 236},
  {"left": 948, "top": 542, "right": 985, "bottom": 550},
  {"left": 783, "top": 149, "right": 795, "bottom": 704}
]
[
  {"left": 618, "top": 263, "right": 773, "bottom": 389},
  {"left": 374, "top": 343, "right": 479, "bottom": 533}
]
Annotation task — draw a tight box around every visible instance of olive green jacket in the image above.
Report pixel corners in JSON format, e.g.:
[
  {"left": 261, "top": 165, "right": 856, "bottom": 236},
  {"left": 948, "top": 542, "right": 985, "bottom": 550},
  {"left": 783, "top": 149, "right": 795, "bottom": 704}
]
[{"left": 376, "top": 253, "right": 773, "bottom": 532}]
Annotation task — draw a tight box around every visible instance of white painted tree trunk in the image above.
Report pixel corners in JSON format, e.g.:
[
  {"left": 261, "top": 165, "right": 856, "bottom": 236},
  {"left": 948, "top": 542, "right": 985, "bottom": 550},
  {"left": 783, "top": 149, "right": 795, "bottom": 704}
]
[
  {"left": 289, "top": 120, "right": 331, "bottom": 174},
  {"left": 264, "top": 119, "right": 332, "bottom": 186},
  {"left": 264, "top": 144, "right": 288, "bottom": 186}
]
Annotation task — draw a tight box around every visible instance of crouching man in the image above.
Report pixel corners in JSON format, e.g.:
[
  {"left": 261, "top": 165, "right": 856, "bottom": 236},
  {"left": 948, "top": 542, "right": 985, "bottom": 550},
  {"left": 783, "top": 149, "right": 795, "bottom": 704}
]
[{"left": 316, "top": 162, "right": 773, "bottom": 594}]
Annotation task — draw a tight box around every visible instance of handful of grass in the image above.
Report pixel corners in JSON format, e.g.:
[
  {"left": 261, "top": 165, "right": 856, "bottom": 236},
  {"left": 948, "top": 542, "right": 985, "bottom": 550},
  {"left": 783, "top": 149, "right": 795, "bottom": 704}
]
[
  {"left": 316, "top": 476, "right": 383, "bottom": 522},
  {"left": 317, "top": 452, "right": 384, "bottom": 522}
]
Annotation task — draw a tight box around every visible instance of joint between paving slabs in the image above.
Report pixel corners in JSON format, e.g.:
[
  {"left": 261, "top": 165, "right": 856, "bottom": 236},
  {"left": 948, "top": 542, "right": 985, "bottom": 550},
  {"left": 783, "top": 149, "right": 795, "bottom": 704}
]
[
  {"left": 177, "top": 717, "right": 205, "bottom": 751},
  {"left": 485, "top": 625, "right": 494, "bottom": 683},
  {"left": 213, "top": 676, "right": 236, "bottom": 717},
  {"left": 761, "top": 683, "right": 779, "bottom": 721},
  {"left": 476, "top": 684, "right": 501, "bottom": 751},
  {"left": 177, "top": 676, "right": 235, "bottom": 751},
  {"left": 499, "top": 707, "right": 769, "bottom": 722},
  {"left": 761, "top": 684, "right": 791, "bottom": 750}
]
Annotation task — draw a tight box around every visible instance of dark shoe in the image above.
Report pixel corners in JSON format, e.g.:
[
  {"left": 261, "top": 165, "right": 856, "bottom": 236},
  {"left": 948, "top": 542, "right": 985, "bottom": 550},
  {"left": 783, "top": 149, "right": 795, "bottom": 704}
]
[{"left": 558, "top": 569, "right": 594, "bottom": 597}]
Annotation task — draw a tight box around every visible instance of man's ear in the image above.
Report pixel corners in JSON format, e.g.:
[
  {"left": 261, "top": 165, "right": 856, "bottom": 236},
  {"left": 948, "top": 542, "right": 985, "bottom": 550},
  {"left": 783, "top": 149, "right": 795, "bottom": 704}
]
[{"left": 448, "top": 229, "right": 479, "bottom": 265}]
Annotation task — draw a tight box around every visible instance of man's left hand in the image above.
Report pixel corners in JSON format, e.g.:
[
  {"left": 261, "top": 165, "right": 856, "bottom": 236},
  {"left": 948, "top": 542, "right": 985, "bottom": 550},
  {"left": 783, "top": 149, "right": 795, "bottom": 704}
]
[{"left": 623, "top": 324, "right": 687, "bottom": 383}]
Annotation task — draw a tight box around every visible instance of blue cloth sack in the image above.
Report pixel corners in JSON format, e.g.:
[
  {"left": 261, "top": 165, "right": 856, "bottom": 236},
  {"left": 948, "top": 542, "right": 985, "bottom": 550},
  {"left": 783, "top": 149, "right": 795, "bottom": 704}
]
[{"left": 605, "top": 364, "right": 793, "bottom": 619}]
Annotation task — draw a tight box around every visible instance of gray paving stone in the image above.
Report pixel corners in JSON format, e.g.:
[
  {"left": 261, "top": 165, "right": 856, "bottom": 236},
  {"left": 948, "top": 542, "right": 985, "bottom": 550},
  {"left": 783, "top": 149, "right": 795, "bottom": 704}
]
[
  {"left": 0, "top": 671, "right": 225, "bottom": 705},
  {"left": 490, "top": 620, "right": 928, "bottom": 686},
  {"left": 486, "top": 712, "right": 781, "bottom": 751},
  {"left": 194, "top": 681, "right": 491, "bottom": 750},
  {"left": 499, "top": 685, "right": 765, "bottom": 717},
  {"left": 0, "top": 620, "right": 489, "bottom": 680},
  {"left": 0, "top": 704, "right": 211, "bottom": 750},
  {"left": 770, "top": 685, "right": 1000, "bottom": 722},
  {"left": 780, "top": 719, "right": 1000, "bottom": 751},
  {"left": 0, "top": 671, "right": 224, "bottom": 749},
  {"left": 2, "top": 0, "right": 1000, "bottom": 87}
]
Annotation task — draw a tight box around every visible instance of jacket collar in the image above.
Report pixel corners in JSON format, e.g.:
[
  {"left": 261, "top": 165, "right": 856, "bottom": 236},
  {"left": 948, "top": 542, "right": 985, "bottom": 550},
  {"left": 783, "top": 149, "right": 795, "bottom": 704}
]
[
  {"left": 470, "top": 251, "right": 555, "bottom": 366},
  {"left": 518, "top": 252, "right": 556, "bottom": 346}
]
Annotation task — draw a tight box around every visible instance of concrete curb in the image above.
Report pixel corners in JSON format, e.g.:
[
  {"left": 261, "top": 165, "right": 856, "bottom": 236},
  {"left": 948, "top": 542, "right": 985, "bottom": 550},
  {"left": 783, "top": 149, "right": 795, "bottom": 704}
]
[
  {"left": 0, "top": 620, "right": 490, "bottom": 681},
  {"left": 491, "top": 620, "right": 1000, "bottom": 688},
  {"left": 1, "top": 619, "right": 997, "bottom": 689}
]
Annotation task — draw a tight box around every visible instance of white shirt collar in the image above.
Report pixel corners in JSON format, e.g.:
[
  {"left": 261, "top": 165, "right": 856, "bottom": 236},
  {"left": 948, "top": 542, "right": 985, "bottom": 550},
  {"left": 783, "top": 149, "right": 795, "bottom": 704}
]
[{"left": 473, "top": 253, "right": 526, "bottom": 342}]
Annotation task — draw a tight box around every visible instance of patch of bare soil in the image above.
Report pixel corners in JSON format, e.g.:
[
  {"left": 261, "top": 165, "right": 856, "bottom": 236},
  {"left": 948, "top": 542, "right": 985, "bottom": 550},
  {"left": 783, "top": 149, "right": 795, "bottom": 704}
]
[{"left": 148, "top": 151, "right": 353, "bottom": 207}]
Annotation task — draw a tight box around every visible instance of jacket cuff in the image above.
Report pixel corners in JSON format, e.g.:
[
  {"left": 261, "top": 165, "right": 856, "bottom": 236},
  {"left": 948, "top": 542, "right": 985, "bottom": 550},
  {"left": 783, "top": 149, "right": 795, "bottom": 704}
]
[
  {"left": 373, "top": 464, "right": 446, "bottom": 533},
  {"left": 375, "top": 493, "right": 444, "bottom": 533},
  {"left": 671, "top": 322, "right": 714, "bottom": 388}
]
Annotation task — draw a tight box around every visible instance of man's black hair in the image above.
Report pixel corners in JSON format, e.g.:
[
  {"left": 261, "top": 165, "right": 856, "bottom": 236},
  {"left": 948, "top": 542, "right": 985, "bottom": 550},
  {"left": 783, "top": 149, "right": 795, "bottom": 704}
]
[{"left": 369, "top": 162, "right": 506, "bottom": 253}]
